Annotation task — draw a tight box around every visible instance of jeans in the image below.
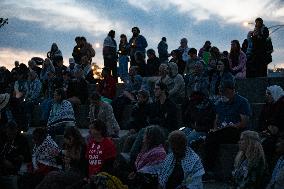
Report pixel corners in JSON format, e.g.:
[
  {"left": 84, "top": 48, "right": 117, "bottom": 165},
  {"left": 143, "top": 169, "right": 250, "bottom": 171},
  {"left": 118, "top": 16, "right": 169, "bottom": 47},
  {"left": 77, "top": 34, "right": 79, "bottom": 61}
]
[{"left": 118, "top": 55, "right": 129, "bottom": 82}]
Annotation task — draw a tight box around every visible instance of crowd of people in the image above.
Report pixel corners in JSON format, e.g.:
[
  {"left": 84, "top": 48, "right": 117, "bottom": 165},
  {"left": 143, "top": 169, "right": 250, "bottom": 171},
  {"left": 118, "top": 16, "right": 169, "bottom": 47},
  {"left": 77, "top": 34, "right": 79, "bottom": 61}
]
[{"left": 0, "top": 17, "right": 283, "bottom": 189}]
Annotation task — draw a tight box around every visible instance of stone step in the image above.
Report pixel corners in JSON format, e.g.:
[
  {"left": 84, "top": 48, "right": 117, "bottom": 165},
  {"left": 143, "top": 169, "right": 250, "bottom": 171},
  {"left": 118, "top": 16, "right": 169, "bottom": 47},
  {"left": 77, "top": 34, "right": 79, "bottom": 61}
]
[{"left": 31, "top": 102, "right": 265, "bottom": 130}]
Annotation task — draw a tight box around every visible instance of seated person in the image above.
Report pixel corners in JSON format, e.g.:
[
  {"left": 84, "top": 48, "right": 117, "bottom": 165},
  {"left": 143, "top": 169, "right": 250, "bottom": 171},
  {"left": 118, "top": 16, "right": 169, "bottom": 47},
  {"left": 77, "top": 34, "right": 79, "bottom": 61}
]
[
  {"left": 209, "top": 58, "right": 234, "bottom": 100},
  {"left": 203, "top": 80, "right": 251, "bottom": 177},
  {"left": 112, "top": 66, "right": 142, "bottom": 125},
  {"left": 47, "top": 88, "right": 76, "bottom": 136},
  {"left": 89, "top": 92, "right": 120, "bottom": 137},
  {"left": 229, "top": 40, "right": 247, "bottom": 79},
  {"left": 0, "top": 93, "right": 14, "bottom": 128},
  {"left": 186, "top": 62, "right": 209, "bottom": 97},
  {"left": 23, "top": 70, "right": 42, "bottom": 128},
  {"left": 159, "top": 130, "right": 205, "bottom": 189},
  {"left": 167, "top": 62, "right": 185, "bottom": 104},
  {"left": 0, "top": 122, "right": 31, "bottom": 189},
  {"left": 86, "top": 120, "right": 117, "bottom": 177},
  {"left": 259, "top": 85, "right": 284, "bottom": 172},
  {"left": 232, "top": 131, "right": 266, "bottom": 189},
  {"left": 20, "top": 127, "right": 60, "bottom": 189},
  {"left": 146, "top": 49, "right": 160, "bottom": 77},
  {"left": 121, "top": 89, "right": 151, "bottom": 152},
  {"left": 36, "top": 127, "right": 87, "bottom": 189},
  {"left": 184, "top": 48, "right": 205, "bottom": 76},
  {"left": 97, "top": 67, "right": 116, "bottom": 100},
  {"left": 181, "top": 91, "right": 215, "bottom": 145},
  {"left": 129, "top": 83, "right": 177, "bottom": 162},
  {"left": 80, "top": 55, "right": 95, "bottom": 84},
  {"left": 128, "top": 125, "right": 166, "bottom": 189},
  {"left": 266, "top": 137, "right": 284, "bottom": 189}
]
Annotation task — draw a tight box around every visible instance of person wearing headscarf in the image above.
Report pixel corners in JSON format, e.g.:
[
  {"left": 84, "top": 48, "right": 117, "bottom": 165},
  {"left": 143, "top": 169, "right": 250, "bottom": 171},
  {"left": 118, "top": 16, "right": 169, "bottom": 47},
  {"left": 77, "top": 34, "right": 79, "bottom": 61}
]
[
  {"left": 159, "top": 131, "right": 204, "bottom": 189},
  {"left": 259, "top": 85, "right": 284, "bottom": 172},
  {"left": 259, "top": 85, "right": 284, "bottom": 134}
]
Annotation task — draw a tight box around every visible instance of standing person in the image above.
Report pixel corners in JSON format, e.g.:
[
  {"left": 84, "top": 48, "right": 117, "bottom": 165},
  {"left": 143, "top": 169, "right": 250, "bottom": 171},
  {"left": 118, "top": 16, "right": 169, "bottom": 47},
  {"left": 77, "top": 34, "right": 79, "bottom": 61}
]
[
  {"left": 250, "top": 17, "right": 270, "bottom": 77},
  {"left": 80, "top": 36, "right": 96, "bottom": 63},
  {"left": 86, "top": 120, "right": 117, "bottom": 177},
  {"left": 72, "top": 36, "right": 82, "bottom": 64},
  {"left": 159, "top": 131, "right": 205, "bottom": 189},
  {"left": 232, "top": 131, "right": 266, "bottom": 189},
  {"left": 47, "top": 43, "right": 63, "bottom": 66},
  {"left": 103, "top": 30, "right": 118, "bottom": 83},
  {"left": 118, "top": 34, "right": 129, "bottom": 82},
  {"left": 129, "top": 27, "right": 148, "bottom": 66},
  {"left": 177, "top": 38, "right": 190, "bottom": 74},
  {"left": 229, "top": 40, "right": 247, "bottom": 79},
  {"left": 157, "top": 37, "right": 169, "bottom": 64}
]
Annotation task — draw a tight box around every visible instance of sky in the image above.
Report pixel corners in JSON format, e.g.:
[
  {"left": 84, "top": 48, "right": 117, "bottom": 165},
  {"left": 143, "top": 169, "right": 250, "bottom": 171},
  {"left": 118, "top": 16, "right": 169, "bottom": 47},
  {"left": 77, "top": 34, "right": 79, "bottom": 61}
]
[{"left": 1, "top": 0, "right": 284, "bottom": 70}]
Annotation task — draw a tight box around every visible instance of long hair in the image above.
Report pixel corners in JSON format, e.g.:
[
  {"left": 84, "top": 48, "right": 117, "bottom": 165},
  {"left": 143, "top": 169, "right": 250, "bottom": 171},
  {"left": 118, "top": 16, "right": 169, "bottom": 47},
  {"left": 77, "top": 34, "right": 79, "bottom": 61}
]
[
  {"left": 229, "top": 40, "right": 241, "bottom": 67},
  {"left": 64, "top": 127, "right": 85, "bottom": 161},
  {"left": 142, "top": 125, "right": 165, "bottom": 152},
  {"left": 234, "top": 131, "right": 265, "bottom": 169}
]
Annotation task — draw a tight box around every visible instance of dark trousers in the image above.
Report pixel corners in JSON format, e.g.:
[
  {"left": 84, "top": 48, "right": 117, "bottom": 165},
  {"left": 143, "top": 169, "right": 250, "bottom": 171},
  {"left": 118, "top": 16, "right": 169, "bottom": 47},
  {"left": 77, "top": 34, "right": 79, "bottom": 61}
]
[
  {"left": 104, "top": 57, "right": 118, "bottom": 83},
  {"left": 203, "top": 127, "right": 240, "bottom": 171}
]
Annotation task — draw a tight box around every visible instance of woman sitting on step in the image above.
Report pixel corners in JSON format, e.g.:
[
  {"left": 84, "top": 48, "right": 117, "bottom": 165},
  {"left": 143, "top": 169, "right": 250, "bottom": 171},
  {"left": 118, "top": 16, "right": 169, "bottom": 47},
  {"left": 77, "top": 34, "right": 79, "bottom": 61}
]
[{"left": 232, "top": 130, "right": 266, "bottom": 189}]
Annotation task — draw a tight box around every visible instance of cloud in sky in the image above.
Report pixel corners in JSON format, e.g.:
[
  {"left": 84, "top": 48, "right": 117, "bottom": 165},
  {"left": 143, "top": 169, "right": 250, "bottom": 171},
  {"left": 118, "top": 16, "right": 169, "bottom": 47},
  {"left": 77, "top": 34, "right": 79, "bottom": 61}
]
[
  {"left": 1, "top": 0, "right": 128, "bottom": 35},
  {"left": 0, "top": 0, "right": 284, "bottom": 70},
  {"left": 127, "top": 0, "right": 284, "bottom": 23},
  {"left": 0, "top": 48, "right": 44, "bottom": 69}
]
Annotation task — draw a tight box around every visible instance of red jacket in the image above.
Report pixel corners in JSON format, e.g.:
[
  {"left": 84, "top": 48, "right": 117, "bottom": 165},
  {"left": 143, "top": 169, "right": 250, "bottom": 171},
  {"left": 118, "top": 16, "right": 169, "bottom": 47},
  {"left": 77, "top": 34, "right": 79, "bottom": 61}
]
[{"left": 86, "top": 137, "right": 116, "bottom": 177}]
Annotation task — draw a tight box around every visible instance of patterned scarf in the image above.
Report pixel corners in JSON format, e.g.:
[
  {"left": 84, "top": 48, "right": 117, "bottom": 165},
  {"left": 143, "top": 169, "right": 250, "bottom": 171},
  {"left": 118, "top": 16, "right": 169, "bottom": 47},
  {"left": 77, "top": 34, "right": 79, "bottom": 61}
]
[
  {"left": 32, "top": 135, "right": 60, "bottom": 169},
  {"left": 159, "top": 148, "right": 204, "bottom": 189},
  {"left": 135, "top": 145, "right": 166, "bottom": 171}
]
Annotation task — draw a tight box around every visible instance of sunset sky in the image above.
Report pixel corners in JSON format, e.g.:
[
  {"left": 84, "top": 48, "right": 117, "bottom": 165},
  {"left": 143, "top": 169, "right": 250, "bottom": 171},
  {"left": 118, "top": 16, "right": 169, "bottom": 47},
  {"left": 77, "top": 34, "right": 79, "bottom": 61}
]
[{"left": 1, "top": 0, "right": 284, "bottom": 70}]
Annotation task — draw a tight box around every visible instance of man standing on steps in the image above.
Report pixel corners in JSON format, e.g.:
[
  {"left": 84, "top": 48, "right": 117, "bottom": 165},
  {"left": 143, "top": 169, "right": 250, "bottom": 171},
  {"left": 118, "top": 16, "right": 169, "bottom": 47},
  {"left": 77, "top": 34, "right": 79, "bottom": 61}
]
[
  {"left": 129, "top": 27, "right": 148, "bottom": 66},
  {"left": 158, "top": 37, "right": 169, "bottom": 64},
  {"left": 103, "top": 30, "right": 118, "bottom": 83}
]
